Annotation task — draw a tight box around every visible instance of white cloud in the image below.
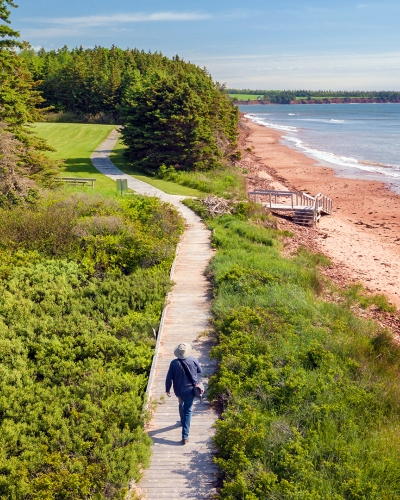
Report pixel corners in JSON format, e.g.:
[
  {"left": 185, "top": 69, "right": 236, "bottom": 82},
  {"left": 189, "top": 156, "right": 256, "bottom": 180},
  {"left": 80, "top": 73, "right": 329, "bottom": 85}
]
[
  {"left": 26, "top": 12, "right": 212, "bottom": 29},
  {"left": 192, "top": 52, "right": 400, "bottom": 90},
  {"left": 21, "top": 27, "right": 83, "bottom": 39}
]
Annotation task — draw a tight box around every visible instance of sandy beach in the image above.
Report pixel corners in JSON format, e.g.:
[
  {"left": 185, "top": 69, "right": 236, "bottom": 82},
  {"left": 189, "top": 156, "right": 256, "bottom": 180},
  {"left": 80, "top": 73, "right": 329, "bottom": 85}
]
[{"left": 240, "top": 115, "right": 400, "bottom": 310}]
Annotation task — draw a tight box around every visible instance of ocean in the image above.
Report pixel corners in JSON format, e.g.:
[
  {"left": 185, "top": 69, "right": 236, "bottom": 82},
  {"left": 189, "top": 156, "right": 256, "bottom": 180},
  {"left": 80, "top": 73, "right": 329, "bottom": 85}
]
[{"left": 241, "top": 103, "right": 400, "bottom": 192}]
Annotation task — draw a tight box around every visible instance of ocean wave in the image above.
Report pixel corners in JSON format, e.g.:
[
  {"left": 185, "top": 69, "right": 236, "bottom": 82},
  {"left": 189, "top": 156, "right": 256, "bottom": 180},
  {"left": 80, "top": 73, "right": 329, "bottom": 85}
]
[
  {"left": 297, "top": 118, "right": 347, "bottom": 124},
  {"left": 281, "top": 135, "right": 400, "bottom": 178},
  {"left": 244, "top": 114, "right": 298, "bottom": 132}
]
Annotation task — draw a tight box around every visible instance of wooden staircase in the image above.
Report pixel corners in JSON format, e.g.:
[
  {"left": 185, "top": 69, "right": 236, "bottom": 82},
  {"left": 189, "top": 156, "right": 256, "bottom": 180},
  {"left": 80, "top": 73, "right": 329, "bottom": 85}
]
[
  {"left": 248, "top": 190, "right": 333, "bottom": 226},
  {"left": 293, "top": 207, "right": 315, "bottom": 225}
]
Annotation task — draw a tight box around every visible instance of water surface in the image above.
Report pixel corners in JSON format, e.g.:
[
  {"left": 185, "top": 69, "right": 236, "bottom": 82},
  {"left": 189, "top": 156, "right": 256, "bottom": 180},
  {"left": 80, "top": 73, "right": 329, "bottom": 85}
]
[{"left": 241, "top": 103, "right": 400, "bottom": 192}]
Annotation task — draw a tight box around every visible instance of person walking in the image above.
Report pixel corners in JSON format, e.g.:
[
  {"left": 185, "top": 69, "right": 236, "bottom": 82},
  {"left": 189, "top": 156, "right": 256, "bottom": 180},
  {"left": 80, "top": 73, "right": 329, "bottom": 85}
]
[{"left": 166, "top": 342, "right": 202, "bottom": 445}]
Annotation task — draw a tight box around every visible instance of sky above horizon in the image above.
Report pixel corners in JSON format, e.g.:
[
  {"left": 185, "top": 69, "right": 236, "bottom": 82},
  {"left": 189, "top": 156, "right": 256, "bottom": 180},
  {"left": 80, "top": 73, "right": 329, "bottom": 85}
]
[{"left": 11, "top": 0, "right": 400, "bottom": 90}]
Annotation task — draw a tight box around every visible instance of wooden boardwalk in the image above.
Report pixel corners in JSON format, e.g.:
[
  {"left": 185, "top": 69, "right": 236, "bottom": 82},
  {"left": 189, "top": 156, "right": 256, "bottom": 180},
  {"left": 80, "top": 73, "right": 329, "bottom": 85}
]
[
  {"left": 248, "top": 189, "right": 333, "bottom": 226},
  {"left": 91, "top": 131, "right": 218, "bottom": 499}
]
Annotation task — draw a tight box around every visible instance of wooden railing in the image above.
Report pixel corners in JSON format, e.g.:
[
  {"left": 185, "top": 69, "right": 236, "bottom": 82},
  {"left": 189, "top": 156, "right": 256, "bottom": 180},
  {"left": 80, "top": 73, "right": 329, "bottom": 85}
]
[
  {"left": 314, "top": 193, "right": 333, "bottom": 215},
  {"left": 248, "top": 190, "right": 314, "bottom": 208},
  {"left": 248, "top": 190, "right": 319, "bottom": 208}
]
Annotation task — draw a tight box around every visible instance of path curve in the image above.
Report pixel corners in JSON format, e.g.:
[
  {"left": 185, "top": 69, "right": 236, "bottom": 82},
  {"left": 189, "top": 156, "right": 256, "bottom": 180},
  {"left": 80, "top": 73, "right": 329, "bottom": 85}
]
[{"left": 91, "top": 130, "right": 218, "bottom": 499}]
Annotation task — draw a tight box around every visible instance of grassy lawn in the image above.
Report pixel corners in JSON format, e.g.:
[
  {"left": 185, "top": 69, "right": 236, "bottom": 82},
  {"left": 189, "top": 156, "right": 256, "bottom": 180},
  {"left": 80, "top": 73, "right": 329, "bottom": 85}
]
[
  {"left": 34, "top": 123, "right": 117, "bottom": 194},
  {"left": 110, "top": 139, "right": 204, "bottom": 197},
  {"left": 229, "top": 94, "right": 263, "bottom": 100}
]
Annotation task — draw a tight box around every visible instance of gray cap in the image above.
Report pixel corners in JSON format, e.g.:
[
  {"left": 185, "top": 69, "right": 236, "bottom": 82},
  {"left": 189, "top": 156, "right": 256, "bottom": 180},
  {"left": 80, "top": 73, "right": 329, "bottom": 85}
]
[{"left": 174, "top": 342, "right": 192, "bottom": 359}]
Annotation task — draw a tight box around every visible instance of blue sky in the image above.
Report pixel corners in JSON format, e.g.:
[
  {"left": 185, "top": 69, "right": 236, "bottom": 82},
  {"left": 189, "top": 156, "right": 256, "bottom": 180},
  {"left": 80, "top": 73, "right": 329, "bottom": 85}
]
[{"left": 11, "top": 0, "right": 400, "bottom": 90}]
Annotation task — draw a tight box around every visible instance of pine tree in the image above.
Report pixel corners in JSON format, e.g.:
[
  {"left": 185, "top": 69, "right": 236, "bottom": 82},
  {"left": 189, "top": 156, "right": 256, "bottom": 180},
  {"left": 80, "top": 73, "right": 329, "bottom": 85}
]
[
  {"left": 120, "top": 63, "right": 238, "bottom": 173},
  {"left": 0, "top": 0, "right": 57, "bottom": 206}
]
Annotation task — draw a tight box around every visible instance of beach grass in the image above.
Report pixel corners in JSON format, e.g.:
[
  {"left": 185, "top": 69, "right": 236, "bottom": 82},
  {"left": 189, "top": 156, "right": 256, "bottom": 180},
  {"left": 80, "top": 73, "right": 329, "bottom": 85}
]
[
  {"left": 34, "top": 123, "right": 117, "bottom": 194},
  {"left": 182, "top": 195, "right": 400, "bottom": 498}
]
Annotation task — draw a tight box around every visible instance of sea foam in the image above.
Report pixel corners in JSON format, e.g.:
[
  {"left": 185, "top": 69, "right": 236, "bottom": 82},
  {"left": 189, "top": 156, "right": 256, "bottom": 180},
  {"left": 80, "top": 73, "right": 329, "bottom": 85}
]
[
  {"left": 244, "top": 114, "right": 298, "bottom": 132},
  {"left": 282, "top": 135, "right": 400, "bottom": 178},
  {"left": 244, "top": 105, "right": 400, "bottom": 183}
]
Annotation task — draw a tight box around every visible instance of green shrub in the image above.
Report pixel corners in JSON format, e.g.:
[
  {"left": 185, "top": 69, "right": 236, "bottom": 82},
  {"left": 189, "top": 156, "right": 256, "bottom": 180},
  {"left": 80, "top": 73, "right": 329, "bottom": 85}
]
[
  {"left": 0, "top": 192, "right": 183, "bottom": 498},
  {"left": 158, "top": 164, "right": 246, "bottom": 199},
  {"left": 204, "top": 210, "right": 400, "bottom": 499},
  {"left": 0, "top": 193, "right": 183, "bottom": 275}
]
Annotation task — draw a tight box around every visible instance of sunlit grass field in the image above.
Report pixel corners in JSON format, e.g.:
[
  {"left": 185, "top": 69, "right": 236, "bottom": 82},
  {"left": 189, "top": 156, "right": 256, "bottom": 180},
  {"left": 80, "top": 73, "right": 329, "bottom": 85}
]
[
  {"left": 34, "top": 123, "right": 117, "bottom": 194},
  {"left": 35, "top": 123, "right": 205, "bottom": 197},
  {"left": 229, "top": 93, "right": 263, "bottom": 100}
]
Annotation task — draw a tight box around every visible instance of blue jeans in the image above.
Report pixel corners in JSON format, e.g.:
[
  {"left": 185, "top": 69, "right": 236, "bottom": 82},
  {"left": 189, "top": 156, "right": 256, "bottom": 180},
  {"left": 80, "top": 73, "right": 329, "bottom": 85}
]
[{"left": 178, "top": 394, "right": 194, "bottom": 439}]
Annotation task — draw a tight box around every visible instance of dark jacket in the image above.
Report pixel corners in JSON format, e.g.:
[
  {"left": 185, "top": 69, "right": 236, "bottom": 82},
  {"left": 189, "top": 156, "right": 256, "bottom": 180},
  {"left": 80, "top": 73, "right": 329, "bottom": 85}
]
[{"left": 165, "top": 356, "right": 202, "bottom": 398}]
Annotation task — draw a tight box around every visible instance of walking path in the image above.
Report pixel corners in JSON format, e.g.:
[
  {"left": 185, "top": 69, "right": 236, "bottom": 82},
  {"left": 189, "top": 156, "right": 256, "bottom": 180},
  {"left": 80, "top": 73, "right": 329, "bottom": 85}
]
[{"left": 91, "top": 130, "right": 218, "bottom": 499}]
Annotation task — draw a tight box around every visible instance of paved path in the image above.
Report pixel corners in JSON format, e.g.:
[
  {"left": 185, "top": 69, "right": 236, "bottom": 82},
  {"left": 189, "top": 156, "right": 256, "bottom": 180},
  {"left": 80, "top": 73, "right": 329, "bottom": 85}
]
[{"left": 91, "top": 131, "right": 218, "bottom": 499}]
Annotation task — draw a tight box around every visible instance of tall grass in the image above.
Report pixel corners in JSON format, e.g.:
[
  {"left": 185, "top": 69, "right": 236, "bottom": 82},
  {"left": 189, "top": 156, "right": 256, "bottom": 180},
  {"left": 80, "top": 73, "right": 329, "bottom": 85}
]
[
  {"left": 157, "top": 164, "right": 246, "bottom": 199},
  {"left": 184, "top": 199, "right": 400, "bottom": 499}
]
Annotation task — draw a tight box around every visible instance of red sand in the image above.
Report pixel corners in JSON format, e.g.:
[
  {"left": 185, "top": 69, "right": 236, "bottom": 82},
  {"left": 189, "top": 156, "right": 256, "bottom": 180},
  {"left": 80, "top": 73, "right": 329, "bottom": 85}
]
[{"left": 242, "top": 116, "right": 400, "bottom": 309}]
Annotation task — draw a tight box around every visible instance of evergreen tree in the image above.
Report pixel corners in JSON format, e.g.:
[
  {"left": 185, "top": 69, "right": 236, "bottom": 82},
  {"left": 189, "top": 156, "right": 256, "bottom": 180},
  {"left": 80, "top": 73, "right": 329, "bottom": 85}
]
[
  {"left": 0, "top": 1, "right": 56, "bottom": 206},
  {"left": 120, "top": 64, "right": 238, "bottom": 173}
]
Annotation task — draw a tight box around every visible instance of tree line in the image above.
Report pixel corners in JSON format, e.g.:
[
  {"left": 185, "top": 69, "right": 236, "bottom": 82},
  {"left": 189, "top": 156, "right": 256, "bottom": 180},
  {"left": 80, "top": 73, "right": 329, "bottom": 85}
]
[{"left": 228, "top": 88, "right": 400, "bottom": 103}]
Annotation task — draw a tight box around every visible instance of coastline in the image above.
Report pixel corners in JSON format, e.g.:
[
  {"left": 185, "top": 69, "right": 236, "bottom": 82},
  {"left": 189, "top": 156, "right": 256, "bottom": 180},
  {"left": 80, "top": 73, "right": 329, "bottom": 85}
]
[{"left": 240, "top": 115, "right": 400, "bottom": 309}]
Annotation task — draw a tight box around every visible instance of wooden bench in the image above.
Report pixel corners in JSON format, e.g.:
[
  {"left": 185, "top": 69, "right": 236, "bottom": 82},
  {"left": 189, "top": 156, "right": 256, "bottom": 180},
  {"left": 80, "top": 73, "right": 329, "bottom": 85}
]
[{"left": 55, "top": 177, "right": 96, "bottom": 189}]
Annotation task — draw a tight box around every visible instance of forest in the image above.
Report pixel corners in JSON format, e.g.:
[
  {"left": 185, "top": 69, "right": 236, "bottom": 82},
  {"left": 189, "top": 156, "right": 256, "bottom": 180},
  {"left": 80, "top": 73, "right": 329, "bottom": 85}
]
[{"left": 20, "top": 46, "right": 239, "bottom": 173}]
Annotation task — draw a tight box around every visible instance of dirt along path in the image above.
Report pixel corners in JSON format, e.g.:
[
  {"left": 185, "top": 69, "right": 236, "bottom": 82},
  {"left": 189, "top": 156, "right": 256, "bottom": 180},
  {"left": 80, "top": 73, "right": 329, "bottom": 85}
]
[
  {"left": 240, "top": 117, "right": 400, "bottom": 311},
  {"left": 91, "top": 130, "right": 218, "bottom": 499}
]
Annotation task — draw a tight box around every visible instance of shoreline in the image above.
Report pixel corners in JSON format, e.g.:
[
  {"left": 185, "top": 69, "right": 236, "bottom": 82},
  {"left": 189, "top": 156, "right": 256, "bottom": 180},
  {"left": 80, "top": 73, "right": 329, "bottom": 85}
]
[{"left": 240, "top": 115, "right": 400, "bottom": 310}]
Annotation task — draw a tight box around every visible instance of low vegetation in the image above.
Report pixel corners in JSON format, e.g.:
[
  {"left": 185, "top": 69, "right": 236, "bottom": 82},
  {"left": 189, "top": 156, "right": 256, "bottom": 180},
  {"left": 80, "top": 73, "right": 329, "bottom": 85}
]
[
  {"left": 0, "top": 192, "right": 183, "bottom": 498},
  {"left": 183, "top": 197, "right": 400, "bottom": 499},
  {"left": 156, "top": 164, "right": 246, "bottom": 199}
]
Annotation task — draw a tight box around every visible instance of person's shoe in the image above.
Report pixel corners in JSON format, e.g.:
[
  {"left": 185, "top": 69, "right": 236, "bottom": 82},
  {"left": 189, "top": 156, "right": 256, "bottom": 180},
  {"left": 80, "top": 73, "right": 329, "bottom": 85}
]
[{"left": 182, "top": 438, "right": 189, "bottom": 445}]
